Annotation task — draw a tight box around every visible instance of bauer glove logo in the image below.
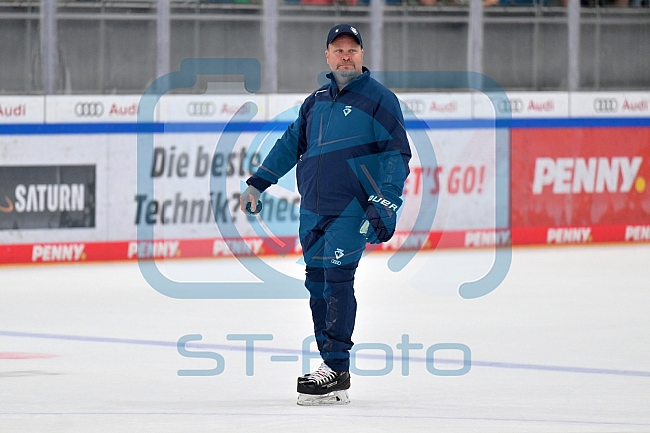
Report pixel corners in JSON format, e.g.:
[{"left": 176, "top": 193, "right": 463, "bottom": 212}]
[{"left": 367, "top": 195, "right": 399, "bottom": 213}]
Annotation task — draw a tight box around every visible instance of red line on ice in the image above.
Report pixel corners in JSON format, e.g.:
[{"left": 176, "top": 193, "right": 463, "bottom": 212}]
[{"left": 0, "top": 352, "right": 57, "bottom": 360}]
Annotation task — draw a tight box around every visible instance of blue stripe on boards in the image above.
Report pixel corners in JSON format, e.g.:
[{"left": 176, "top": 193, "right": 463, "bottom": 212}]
[{"left": 0, "top": 118, "right": 649, "bottom": 136}]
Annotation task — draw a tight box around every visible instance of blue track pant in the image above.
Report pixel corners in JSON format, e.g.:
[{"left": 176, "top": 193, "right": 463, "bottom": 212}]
[{"left": 299, "top": 208, "right": 367, "bottom": 372}]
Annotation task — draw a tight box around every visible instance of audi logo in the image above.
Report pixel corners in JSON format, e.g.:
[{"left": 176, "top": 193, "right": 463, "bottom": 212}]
[
  {"left": 593, "top": 98, "right": 618, "bottom": 113},
  {"left": 74, "top": 102, "right": 104, "bottom": 117},
  {"left": 187, "top": 101, "right": 216, "bottom": 117},
  {"left": 402, "top": 99, "right": 426, "bottom": 115},
  {"left": 497, "top": 98, "right": 524, "bottom": 113}
]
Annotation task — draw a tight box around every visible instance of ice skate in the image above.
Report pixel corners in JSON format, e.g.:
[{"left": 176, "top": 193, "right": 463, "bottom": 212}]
[
  {"left": 296, "top": 362, "right": 327, "bottom": 385},
  {"left": 296, "top": 362, "right": 351, "bottom": 405}
]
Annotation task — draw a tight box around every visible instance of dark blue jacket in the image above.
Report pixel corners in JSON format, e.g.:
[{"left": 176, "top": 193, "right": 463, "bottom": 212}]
[{"left": 247, "top": 68, "right": 411, "bottom": 216}]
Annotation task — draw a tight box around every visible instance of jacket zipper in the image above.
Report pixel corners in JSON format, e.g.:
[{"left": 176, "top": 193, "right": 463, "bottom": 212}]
[{"left": 316, "top": 90, "right": 341, "bottom": 214}]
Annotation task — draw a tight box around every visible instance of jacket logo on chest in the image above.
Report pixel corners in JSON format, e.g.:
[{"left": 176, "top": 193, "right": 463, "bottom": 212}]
[{"left": 343, "top": 106, "right": 352, "bottom": 117}]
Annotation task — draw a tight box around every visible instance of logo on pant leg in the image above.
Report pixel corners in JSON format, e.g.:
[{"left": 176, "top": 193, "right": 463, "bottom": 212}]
[{"left": 331, "top": 248, "right": 344, "bottom": 265}]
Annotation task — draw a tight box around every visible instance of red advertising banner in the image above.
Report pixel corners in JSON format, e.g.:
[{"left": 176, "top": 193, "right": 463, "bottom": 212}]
[
  {"left": 0, "top": 230, "right": 511, "bottom": 265},
  {"left": 512, "top": 127, "right": 650, "bottom": 232}
]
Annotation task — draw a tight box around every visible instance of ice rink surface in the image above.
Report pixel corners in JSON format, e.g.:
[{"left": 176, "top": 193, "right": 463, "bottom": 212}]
[{"left": 1, "top": 243, "right": 649, "bottom": 432}]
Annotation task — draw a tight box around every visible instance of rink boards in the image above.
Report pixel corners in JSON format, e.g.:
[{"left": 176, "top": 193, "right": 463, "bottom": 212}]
[{"left": 0, "top": 91, "right": 649, "bottom": 264}]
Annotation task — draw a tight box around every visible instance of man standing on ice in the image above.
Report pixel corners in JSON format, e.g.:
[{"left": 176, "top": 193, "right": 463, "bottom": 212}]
[{"left": 240, "top": 24, "right": 411, "bottom": 405}]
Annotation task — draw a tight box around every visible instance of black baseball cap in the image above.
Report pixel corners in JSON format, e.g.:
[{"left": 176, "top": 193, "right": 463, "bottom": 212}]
[{"left": 326, "top": 24, "right": 363, "bottom": 48}]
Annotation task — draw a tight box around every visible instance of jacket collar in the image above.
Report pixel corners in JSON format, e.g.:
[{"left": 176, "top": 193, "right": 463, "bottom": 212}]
[{"left": 326, "top": 67, "right": 370, "bottom": 97}]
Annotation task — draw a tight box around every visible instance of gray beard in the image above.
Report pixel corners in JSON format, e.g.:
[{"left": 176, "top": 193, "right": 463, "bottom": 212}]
[{"left": 332, "top": 69, "right": 361, "bottom": 89}]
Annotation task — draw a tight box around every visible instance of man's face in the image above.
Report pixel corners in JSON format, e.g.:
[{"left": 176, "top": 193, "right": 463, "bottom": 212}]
[{"left": 326, "top": 35, "right": 364, "bottom": 75}]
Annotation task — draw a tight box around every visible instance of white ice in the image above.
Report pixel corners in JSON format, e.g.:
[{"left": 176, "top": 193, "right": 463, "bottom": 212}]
[{"left": 1, "top": 244, "right": 649, "bottom": 432}]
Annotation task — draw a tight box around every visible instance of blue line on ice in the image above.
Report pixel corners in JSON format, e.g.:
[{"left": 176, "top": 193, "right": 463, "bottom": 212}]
[{"left": 2, "top": 329, "right": 649, "bottom": 378}]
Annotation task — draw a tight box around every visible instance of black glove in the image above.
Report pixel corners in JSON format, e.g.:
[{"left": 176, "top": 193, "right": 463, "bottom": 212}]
[
  {"left": 360, "top": 193, "right": 402, "bottom": 244},
  {"left": 240, "top": 185, "right": 263, "bottom": 215}
]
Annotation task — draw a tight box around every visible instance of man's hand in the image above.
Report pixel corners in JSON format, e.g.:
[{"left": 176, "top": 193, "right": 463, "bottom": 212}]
[
  {"left": 360, "top": 194, "right": 402, "bottom": 244},
  {"left": 240, "top": 185, "right": 263, "bottom": 215}
]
